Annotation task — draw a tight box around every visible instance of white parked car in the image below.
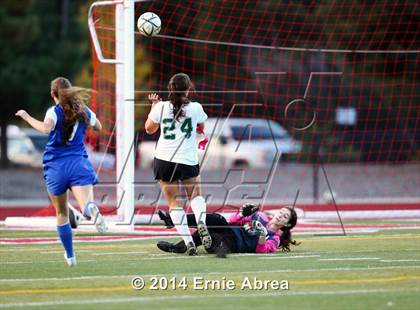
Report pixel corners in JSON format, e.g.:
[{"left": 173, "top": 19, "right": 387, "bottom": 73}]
[
  {"left": 1, "top": 125, "right": 43, "bottom": 167},
  {"left": 138, "top": 117, "right": 302, "bottom": 169},
  {"left": 2, "top": 126, "right": 115, "bottom": 170}
]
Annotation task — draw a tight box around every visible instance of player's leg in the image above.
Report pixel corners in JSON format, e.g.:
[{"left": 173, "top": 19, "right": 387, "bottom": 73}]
[
  {"left": 158, "top": 210, "right": 228, "bottom": 230},
  {"left": 182, "top": 175, "right": 205, "bottom": 221},
  {"left": 158, "top": 209, "right": 196, "bottom": 228},
  {"left": 182, "top": 175, "right": 212, "bottom": 250},
  {"left": 157, "top": 230, "right": 204, "bottom": 254},
  {"left": 49, "top": 192, "right": 76, "bottom": 266},
  {"left": 156, "top": 240, "right": 187, "bottom": 254},
  {"left": 70, "top": 184, "right": 107, "bottom": 233},
  {"left": 67, "top": 199, "right": 83, "bottom": 229},
  {"left": 157, "top": 231, "right": 224, "bottom": 255},
  {"left": 159, "top": 180, "right": 197, "bottom": 255}
]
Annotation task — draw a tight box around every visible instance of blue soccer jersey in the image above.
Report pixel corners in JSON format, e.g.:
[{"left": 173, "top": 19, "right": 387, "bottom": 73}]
[
  {"left": 42, "top": 104, "right": 98, "bottom": 195},
  {"left": 43, "top": 104, "right": 96, "bottom": 163}
]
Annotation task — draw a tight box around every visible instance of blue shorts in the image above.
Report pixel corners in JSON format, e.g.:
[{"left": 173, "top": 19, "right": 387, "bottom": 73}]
[{"left": 43, "top": 156, "right": 98, "bottom": 196}]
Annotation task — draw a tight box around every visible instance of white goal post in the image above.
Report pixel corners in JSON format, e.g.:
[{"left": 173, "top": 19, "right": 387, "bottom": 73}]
[{"left": 88, "top": 0, "right": 139, "bottom": 229}]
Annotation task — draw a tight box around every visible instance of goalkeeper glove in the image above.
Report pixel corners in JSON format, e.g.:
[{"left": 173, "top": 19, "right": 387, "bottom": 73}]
[
  {"left": 241, "top": 203, "right": 259, "bottom": 217},
  {"left": 254, "top": 221, "right": 268, "bottom": 244},
  {"left": 198, "top": 136, "right": 209, "bottom": 150}
]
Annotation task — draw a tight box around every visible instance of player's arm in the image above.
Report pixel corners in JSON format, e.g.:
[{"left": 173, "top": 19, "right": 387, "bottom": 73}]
[
  {"left": 228, "top": 204, "right": 260, "bottom": 225},
  {"left": 92, "top": 119, "right": 102, "bottom": 131},
  {"left": 196, "top": 123, "right": 205, "bottom": 134},
  {"left": 145, "top": 118, "right": 159, "bottom": 135},
  {"left": 86, "top": 107, "right": 102, "bottom": 131},
  {"left": 255, "top": 232, "right": 279, "bottom": 253},
  {"left": 15, "top": 110, "right": 54, "bottom": 134},
  {"left": 255, "top": 238, "right": 279, "bottom": 253},
  {"left": 197, "top": 122, "right": 209, "bottom": 149},
  {"left": 145, "top": 93, "right": 161, "bottom": 135}
]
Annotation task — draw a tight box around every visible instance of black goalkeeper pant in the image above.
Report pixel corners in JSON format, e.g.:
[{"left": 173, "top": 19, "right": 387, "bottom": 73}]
[{"left": 176, "top": 213, "right": 239, "bottom": 253}]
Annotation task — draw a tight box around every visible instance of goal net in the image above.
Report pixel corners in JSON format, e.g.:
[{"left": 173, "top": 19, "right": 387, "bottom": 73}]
[{"left": 89, "top": 0, "right": 419, "bottom": 225}]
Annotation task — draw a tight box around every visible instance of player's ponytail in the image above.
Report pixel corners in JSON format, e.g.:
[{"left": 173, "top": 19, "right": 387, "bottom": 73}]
[
  {"left": 279, "top": 207, "right": 301, "bottom": 252},
  {"left": 168, "top": 73, "right": 193, "bottom": 122},
  {"left": 58, "top": 87, "right": 91, "bottom": 143}
]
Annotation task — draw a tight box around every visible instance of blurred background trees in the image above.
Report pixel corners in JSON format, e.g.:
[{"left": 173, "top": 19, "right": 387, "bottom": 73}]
[
  {"left": 1, "top": 0, "right": 418, "bottom": 167},
  {"left": 0, "top": 0, "right": 90, "bottom": 167}
]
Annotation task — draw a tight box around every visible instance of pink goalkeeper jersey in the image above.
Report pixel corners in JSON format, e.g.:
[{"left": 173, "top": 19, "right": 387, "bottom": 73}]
[{"left": 228, "top": 211, "right": 280, "bottom": 253}]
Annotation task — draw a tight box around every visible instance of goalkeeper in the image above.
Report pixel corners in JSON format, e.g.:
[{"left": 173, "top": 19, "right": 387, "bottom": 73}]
[{"left": 156, "top": 204, "right": 298, "bottom": 255}]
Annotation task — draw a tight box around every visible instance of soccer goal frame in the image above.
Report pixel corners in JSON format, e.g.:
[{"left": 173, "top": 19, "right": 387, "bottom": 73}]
[{"left": 88, "top": 0, "right": 140, "bottom": 229}]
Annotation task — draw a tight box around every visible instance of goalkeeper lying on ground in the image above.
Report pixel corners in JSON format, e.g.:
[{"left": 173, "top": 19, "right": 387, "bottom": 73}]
[{"left": 156, "top": 204, "right": 299, "bottom": 256}]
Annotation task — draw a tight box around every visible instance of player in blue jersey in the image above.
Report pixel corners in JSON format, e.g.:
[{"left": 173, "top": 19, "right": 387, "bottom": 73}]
[
  {"left": 156, "top": 204, "right": 299, "bottom": 256},
  {"left": 15, "top": 77, "right": 107, "bottom": 267}
]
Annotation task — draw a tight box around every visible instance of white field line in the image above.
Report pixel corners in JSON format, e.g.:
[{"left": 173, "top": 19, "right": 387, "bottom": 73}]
[
  {"left": 381, "top": 259, "right": 420, "bottom": 263},
  {"left": 1, "top": 261, "right": 32, "bottom": 265},
  {"left": 0, "top": 235, "right": 173, "bottom": 245},
  {"left": 319, "top": 258, "right": 380, "bottom": 261},
  {"left": 0, "top": 265, "right": 419, "bottom": 282},
  {"left": 259, "top": 255, "right": 320, "bottom": 260},
  {"left": 40, "top": 250, "right": 93, "bottom": 254},
  {"left": 143, "top": 256, "right": 208, "bottom": 260},
  {"left": 1, "top": 288, "right": 419, "bottom": 308},
  {"left": 92, "top": 251, "right": 147, "bottom": 256},
  {"left": 1, "top": 229, "right": 420, "bottom": 246},
  {"left": 43, "top": 260, "right": 97, "bottom": 264},
  {"left": 0, "top": 260, "right": 96, "bottom": 265},
  {"left": 291, "top": 249, "right": 420, "bottom": 255},
  {"left": 0, "top": 255, "right": 267, "bottom": 264}
]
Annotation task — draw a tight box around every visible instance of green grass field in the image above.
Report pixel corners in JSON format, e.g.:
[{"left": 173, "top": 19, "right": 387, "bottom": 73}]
[{"left": 1, "top": 227, "right": 419, "bottom": 309}]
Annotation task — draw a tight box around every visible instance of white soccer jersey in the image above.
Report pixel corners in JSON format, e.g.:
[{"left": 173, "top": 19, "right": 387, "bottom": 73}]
[{"left": 148, "top": 100, "right": 208, "bottom": 165}]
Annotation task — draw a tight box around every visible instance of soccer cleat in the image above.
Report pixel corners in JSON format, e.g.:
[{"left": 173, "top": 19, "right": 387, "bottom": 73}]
[
  {"left": 186, "top": 241, "right": 198, "bottom": 256},
  {"left": 156, "top": 241, "right": 186, "bottom": 254},
  {"left": 64, "top": 252, "right": 77, "bottom": 267},
  {"left": 197, "top": 221, "right": 212, "bottom": 251},
  {"left": 69, "top": 208, "right": 78, "bottom": 229},
  {"left": 88, "top": 203, "right": 107, "bottom": 233},
  {"left": 157, "top": 210, "right": 174, "bottom": 229},
  {"left": 215, "top": 241, "right": 229, "bottom": 258}
]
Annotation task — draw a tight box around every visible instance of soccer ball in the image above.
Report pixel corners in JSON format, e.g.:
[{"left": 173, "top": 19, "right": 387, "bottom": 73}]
[
  {"left": 137, "top": 12, "right": 161, "bottom": 37},
  {"left": 322, "top": 190, "right": 337, "bottom": 204}
]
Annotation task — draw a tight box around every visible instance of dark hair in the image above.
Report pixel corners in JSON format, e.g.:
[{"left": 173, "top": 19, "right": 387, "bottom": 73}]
[
  {"left": 168, "top": 73, "right": 193, "bottom": 121},
  {"left": 279, "top": 207, "right": 300, "bottom": 252},
  {"left": 51, "top": 77, "right": 72, "bottom": 98},
  {"left": 58, "top": 87, "right": 91, "bottom": 143}
]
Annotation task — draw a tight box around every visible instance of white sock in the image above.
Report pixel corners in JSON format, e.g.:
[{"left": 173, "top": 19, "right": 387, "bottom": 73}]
[
  {"left": 169, "top": 208, "right": 193, "bottom": 245},
  {"left": 191, "top": 196, "right": 207, "bottom": 224}
]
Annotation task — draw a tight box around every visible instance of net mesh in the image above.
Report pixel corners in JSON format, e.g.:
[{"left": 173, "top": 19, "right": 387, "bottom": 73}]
[{"left": 90, "top": 0, "right": 419, "bottom": 212}]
